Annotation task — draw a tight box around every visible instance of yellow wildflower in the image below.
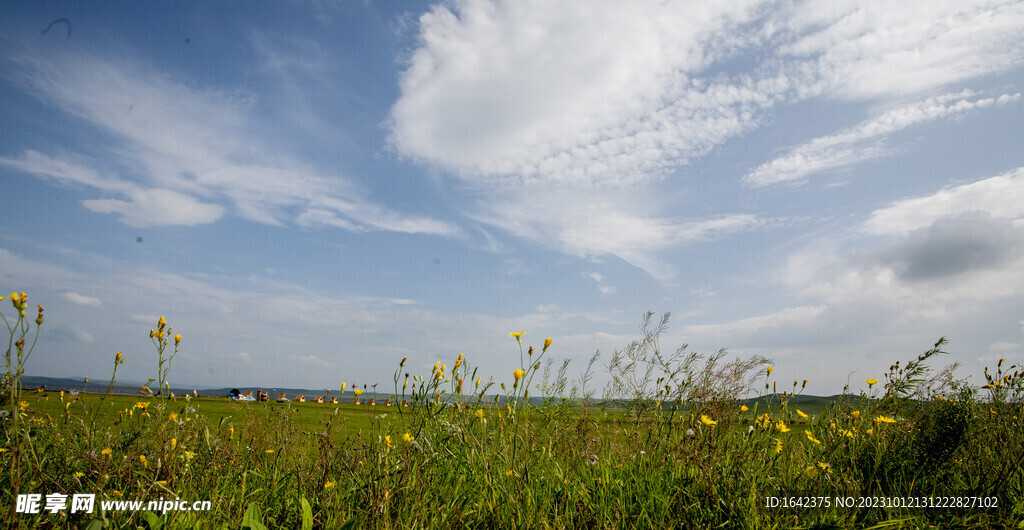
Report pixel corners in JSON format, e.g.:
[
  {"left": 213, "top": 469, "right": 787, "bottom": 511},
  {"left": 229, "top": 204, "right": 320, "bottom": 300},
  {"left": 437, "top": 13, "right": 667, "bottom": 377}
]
[
  {"left": 775, "top": 420, "right": 791, "bottom": 433},
  {"left": 513, "top": 369, "right": 525, "bottom": 383},
  {"left": 174, "top": 334, "right": 182, "bottom": 345},
  {"left": 476, "top": 409, "right": 484, "bottom": 420},
  {"left": 101, "top": 447, "right": 112, "bottom": 456},
  {"left": 139, "top": 455, "right": 147, "bottom": 464},
  {"left": 543, "top": 338, "right": 553, "bottom": 352},
  {"left": 403, "top": 432, "right": 415, "bottom": 443},
  {"left": 850, "top": 410, "right": 860, "bottom": 419},
  {"left": 775, "top": 439, "right": 783, "bottom": 453},
  {"left": 112, "top": 491, "right": 122, "bottom": 498},
  {"left": 385, "top": 435, "right": 392, "bottom": 449},
  {"left": 74, "top": 472, "right": 84, "bottom": 478},
  {"left": 766, "top": 366, "right": 774, "bottom": 377},
  {"left": 229, "top": 427, "right": 234, "bottom": 438},
  {"left": 874, "top": 416, "right": 897, "bottom": 424},
  {"left": 18, "top": 401, "right": 28, "bottom": 410},
  {"left": 506, "top": 470, "right": 516, "bottom": 477},
  {"left": 804, "top": 431, "right": 821, "bottom": 444},
  {"left": 797, "top": 409, "right": 809, "bottom": 419},
  {"left": 170, "top": 438, "right": 177, "bottom": 450},
  {"left": 700, "top": 415, "right": 717, "bottom": 426},
  {"left": 325, "top": 481, "right": 336, "bottom": 489},
  {"left": 265, "top": 449, "right": 275, "bottom": 454},
  {"left": 817, "top": 462, "right": 832, "bottom": 473},
  {"left": 866, "top": 378, "right": 879, "bottom": 387},
  {"left": 354, "top": 388, "right": 363, "bottom": 397},
  {"left": 866, "top": 428, "right": 874, "bottom": 435},
  {"left": 740, "top": 405, "right": 749, "bottom": 412},
  {"left": 168, "top": 413, "right": 177, "bottom": 422},
  {"left": 509, "top": 331, "right": 526, "bottom": 341}
]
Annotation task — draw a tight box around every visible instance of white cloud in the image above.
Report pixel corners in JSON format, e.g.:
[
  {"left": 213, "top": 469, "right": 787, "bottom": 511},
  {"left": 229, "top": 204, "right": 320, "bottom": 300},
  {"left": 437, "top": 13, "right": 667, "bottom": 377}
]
[
  {"left": 297, "top": 354, "right": 332, "bottom": 368},
  {"left": 745, "top": 92, "right": 1021, "bottom": 186},
  {"left": 238, "top": 352, "right": 252, "bottom": 364},
  {"left": 863, "top": 167, "right": 1024, "bottom": 236},
  {"left": 774, "top": 169, "right": 1024, "bottom": 332},
  {"left": 682, "top": 305, "right": 827, "bottom": 341},
  {"left": 82, "top": 188, "right": 225, "bottom": 228},
  {"left": 61, "top": 291, "right": 103, "bottom": 308},
  {"left": 131, "top": 314, "right": 161, "bottom": 325},
  {"left": 584, "top": 271, "right": 615, "bottom": 296},
  {"left": 470, "top": 188, "right": 763, "bottom": 280},
  {"left": 1, "top": 46, "right": 456, "bottom": 235},
  {"left": 72, "top": 327, "right": 94, "bottom": 343},
  {"left": 775, "top": 0, "right": 1024, "bottom": 100},
  {"left": 390, "top": 0, "right": 776, "bottom": 186},
  {"left": 388, "top": 1, "right": 1024, "bottom": 281}
]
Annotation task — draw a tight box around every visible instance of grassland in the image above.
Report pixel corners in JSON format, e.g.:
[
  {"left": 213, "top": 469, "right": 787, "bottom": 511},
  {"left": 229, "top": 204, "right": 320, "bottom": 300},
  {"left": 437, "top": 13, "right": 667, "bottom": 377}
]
[{"left": 3, "top": 301, "right": 1024, "bottom": 528}]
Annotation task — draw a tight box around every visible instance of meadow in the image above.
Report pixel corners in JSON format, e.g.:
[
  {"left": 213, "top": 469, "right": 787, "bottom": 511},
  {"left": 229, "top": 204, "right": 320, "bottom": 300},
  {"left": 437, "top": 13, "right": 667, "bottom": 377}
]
[{"left": 3, "top": 294, "right": 1023, "bottom": 528}]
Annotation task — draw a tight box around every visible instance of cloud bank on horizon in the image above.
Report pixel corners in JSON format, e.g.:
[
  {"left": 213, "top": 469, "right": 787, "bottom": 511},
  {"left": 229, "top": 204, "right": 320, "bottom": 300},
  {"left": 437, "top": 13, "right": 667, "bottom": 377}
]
[{"left": 1, "top": 0, "right": 1023, "bottom": 395}]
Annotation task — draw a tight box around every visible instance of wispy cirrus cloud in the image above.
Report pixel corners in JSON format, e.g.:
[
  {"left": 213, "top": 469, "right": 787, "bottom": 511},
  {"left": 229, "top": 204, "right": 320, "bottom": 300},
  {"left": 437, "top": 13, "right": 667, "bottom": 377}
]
[
  {"left": 773, "top": 0, "right": 1024, "bottom": 100},
  {"left": 745, "top": 92, "right": 1022, "bottom": 186},
  {"left": 0, "top": 42, "right": 457, "bottom": 235}
]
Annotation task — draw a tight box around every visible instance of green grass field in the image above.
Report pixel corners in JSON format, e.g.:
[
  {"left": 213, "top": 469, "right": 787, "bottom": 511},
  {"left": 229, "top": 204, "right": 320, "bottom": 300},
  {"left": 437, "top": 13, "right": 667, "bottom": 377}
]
[{"left": 4, "top": 307, "right": 1024, "bottom": 528}]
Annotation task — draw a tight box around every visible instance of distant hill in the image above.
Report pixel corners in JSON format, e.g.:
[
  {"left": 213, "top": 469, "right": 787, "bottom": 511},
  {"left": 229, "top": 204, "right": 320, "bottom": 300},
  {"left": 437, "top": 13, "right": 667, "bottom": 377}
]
[
  {"left": 18, "top": 376, "right": 395, "bottom": 400},
  {"left": 18, "top": 375, "right": 863, "bottom": 407}
]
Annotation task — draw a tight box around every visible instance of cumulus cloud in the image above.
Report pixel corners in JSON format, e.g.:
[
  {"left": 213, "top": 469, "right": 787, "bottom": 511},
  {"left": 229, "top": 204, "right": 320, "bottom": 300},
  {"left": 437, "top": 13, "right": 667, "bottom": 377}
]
[
  {"left": 773, "top": 168, "right": 1024, "bottom": 333},
  {"left": 61, "top": 291, "right": 103, "bottom": 308},
  {"left": 877, "top": 211, "right": 1024, "bottom": 282},
  {"left": 864, "top": 167, "right": 1024, "bottom": 236}
]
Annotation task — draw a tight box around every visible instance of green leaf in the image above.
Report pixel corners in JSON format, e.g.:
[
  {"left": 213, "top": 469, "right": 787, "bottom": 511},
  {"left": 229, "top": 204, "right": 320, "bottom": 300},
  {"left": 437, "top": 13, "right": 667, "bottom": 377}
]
[
  {"left": 143, "top": 511, "right": 163, "bottom": 530},
  {"left": 300, "top": 497, "right": 313, "bottom": 530},
  {"left": 82, "top": 520, "right": 105, "bottom": 530},
  {"left": 240, "top": 503, "right": 269, "bottom": 530}
]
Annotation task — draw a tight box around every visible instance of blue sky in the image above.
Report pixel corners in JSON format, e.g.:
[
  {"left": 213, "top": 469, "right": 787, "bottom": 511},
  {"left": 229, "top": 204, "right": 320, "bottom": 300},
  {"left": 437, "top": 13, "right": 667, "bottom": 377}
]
[{"left": 2, "top": 0, "right": 1023, "bottom": 395}]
